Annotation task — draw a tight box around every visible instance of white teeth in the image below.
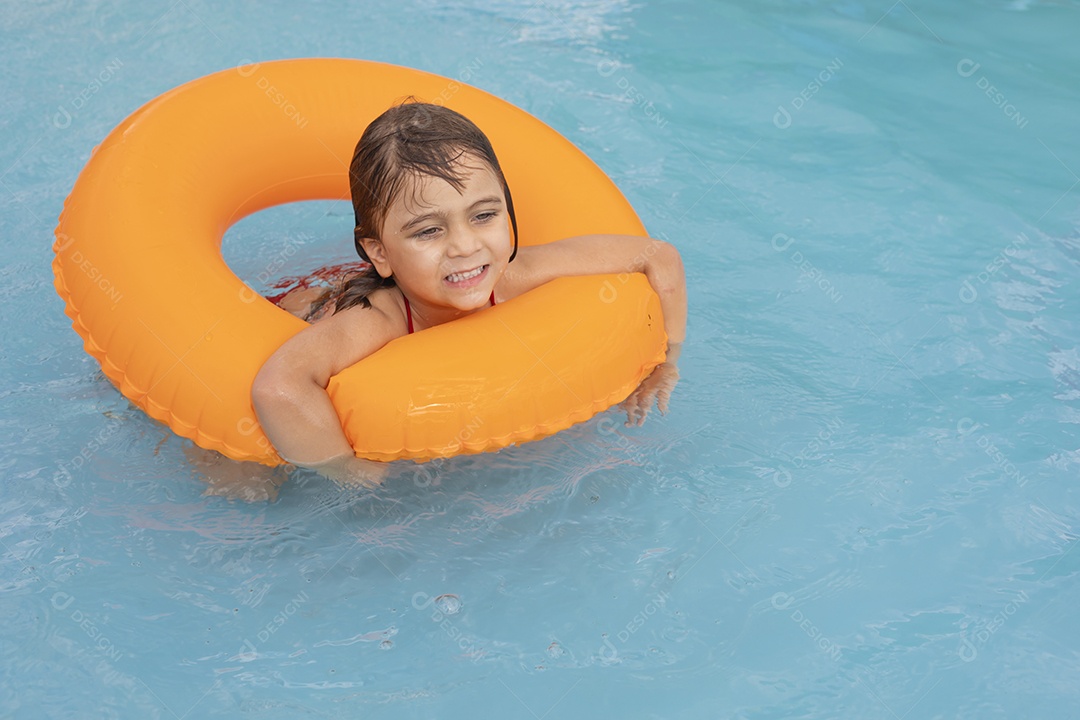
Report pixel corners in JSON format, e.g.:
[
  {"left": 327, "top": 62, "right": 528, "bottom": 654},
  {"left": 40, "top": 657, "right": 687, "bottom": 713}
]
[{"left": 446, "top": 266, "right": 485, "bottom": 283}]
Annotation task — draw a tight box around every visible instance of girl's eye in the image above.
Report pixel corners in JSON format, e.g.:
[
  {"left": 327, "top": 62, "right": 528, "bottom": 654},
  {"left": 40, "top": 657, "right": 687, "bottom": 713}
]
[
  {"left": 475, "top": 210, "right": 499, "bottom": 222},
  {"left": 414, "top": 226, "right": 441, "bottom": 239}
]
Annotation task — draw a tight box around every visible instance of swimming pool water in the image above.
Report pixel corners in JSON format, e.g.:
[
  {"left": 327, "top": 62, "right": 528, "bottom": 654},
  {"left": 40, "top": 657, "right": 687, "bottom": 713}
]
[{"left": 3, "top": 1, "right": 1079, "bottom": 717}]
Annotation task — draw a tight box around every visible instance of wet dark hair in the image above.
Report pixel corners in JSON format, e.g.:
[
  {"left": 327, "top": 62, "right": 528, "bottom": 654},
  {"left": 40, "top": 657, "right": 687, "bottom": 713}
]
[{"left": 333, "top": 100, "right": 518, "bottom": 314}]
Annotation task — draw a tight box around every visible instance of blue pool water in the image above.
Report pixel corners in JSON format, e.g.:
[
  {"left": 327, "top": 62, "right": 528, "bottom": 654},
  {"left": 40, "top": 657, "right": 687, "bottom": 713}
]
[{"left": 3, "top": 1, "right": 1079, "bottom": 717}]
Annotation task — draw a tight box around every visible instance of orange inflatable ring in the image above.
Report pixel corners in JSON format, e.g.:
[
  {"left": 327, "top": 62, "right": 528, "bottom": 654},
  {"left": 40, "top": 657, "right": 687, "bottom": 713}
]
[{"left": 52, "top": 58, "right": 667, "bottom": 465}]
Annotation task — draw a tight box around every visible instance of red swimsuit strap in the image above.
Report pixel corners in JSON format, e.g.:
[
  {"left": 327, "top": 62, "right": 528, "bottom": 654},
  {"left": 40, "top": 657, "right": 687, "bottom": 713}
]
[{"left": 403, "top": 292, "right": 496, "bottom": 335}]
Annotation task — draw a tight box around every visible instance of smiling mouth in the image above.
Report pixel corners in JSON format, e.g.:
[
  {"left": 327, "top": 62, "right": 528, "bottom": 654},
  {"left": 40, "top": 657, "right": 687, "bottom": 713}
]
[{"left": 445, "top": 265, "right": 488, "bottom": 283}]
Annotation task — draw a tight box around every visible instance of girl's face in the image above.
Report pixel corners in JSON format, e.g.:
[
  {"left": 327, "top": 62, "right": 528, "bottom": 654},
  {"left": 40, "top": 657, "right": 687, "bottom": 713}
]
[{"left": 364, "top": 155, "right": 512, "bottom": 323}]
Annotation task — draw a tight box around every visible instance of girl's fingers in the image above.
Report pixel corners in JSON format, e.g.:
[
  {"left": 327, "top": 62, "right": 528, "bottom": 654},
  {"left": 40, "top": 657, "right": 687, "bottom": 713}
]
[
  {"left": 622, "top": 365, "right": 679, "bottom": 426},
  {"left": 657, "top": 366, "right": 678, "bottom": 415},
  {"left": 624, "top": 392, "right": 643, "bottom": 426},
  {"left": 634, "top": 393, "right": 649, "bottom": 425}
]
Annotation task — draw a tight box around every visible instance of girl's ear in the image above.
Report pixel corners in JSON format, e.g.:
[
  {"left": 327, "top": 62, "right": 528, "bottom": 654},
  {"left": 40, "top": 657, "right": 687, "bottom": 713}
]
[{"left": 359, "top": 237, "right": 392, "bottom": 278}]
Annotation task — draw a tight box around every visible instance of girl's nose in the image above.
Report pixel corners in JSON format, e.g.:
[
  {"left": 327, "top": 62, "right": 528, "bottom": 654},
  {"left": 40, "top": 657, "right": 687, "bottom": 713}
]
[{"left": 446, "top": 225, "right": 483, "bottom": 257}]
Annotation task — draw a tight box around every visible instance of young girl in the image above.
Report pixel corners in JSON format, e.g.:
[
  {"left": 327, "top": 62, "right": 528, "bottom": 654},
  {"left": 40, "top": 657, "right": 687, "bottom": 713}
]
[{"left": 253, "top": 101, "right": 686, "bottom": 487}]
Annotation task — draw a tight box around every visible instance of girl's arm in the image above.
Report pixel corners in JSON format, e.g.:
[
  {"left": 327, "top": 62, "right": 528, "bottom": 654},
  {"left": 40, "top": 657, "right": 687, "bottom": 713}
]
[
  {"left": 251, "top": 299, "right": 400, "bottom": 481},
  {"left": 510, "top": 235, "right": 687, "bottom": 425},
  {"left": 511, "top": 235, "right": 687, "bottom": 344}
]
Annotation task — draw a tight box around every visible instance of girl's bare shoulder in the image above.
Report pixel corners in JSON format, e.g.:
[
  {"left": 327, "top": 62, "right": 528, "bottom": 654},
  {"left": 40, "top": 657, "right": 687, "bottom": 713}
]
[
  {"left": 359, "top": 286, "right": 408, "bottom": 331},
  {"left": 279, "top": 287, "right": 407, "bottom": 379}
]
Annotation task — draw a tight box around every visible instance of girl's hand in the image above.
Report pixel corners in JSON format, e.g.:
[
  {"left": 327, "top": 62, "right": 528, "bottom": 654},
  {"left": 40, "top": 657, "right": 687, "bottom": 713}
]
[
  {"left": 308, "top": 455, "right": 389, "bottom": 489},
  {"left": 183, "top": 444, "right": 288, "bottom": 502},
  {"left": 620, "top": 360, "right": 680, "bottom": 427}
]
